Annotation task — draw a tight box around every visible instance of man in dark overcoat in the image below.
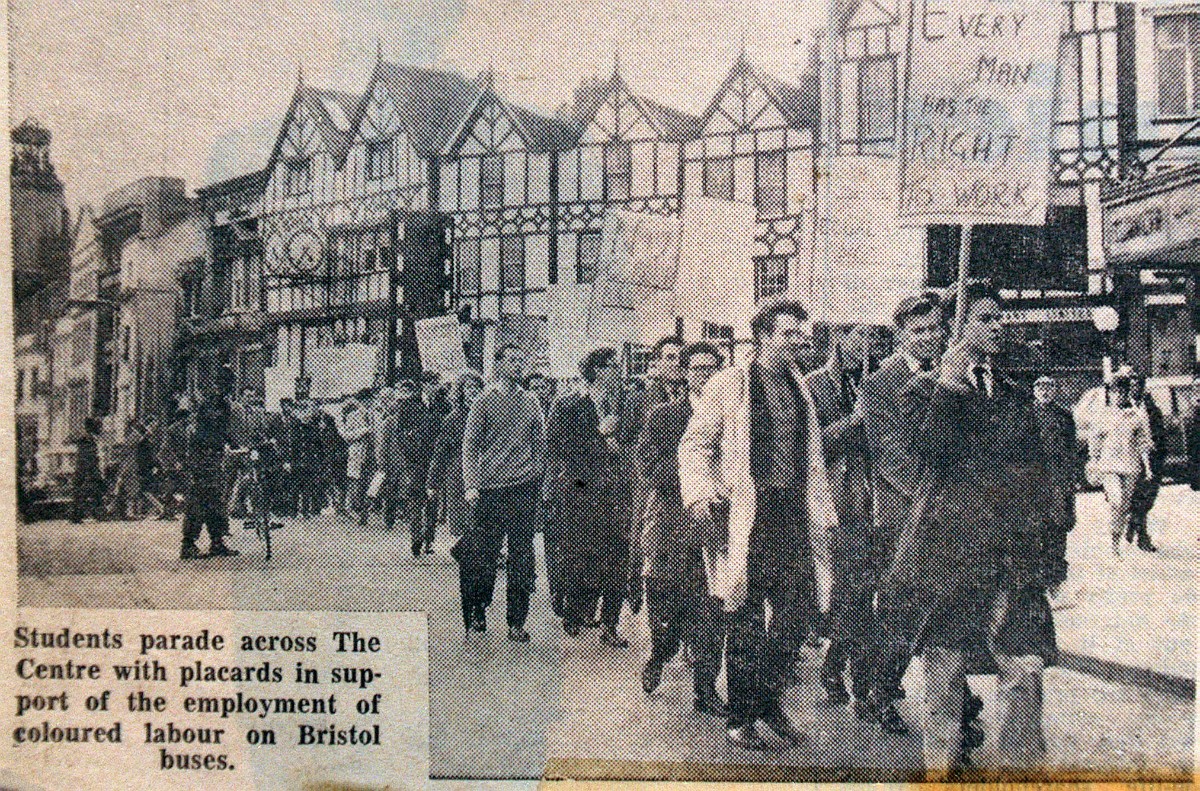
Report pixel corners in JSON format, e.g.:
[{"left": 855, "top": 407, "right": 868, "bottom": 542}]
[
  {"left": 878, "top": 284, "right": 1056, "bottom": 777},
  {"left": 545, "top": 347, "right": 633, "bottom": 647},
  {"left": 804, "top": 325, "right": 885, "bottom": 709},
  {"left": 632, "top": 341, "right": 727, "bottom": 717},
  {"left": 377, "top": 377, "right": 437, "bottom": 554},
  {"left": 1032, "top": 375, "right": 1080, "bottom": 593}
]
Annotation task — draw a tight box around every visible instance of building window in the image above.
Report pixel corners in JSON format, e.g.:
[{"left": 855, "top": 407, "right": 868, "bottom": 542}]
[
  {"left": 858, "top": 56, "right": 897, "bottom": 143},
  {"left": 283, "top": 157, "right": 312, "bottom": 195},
  {"left": 480, "top": 154, "right": 504, "bottom": 207},
  {"left": 500, "top": 236, "right": 525, "bottom": 291},
  {"left": 457, "top": 238, "right": 481, "bottom": 294},
  {"left": 228, "top": 253, "right": 262, "bottom": 312},
  {"left": 703, "top": 156, "right": 734, "bottom": 201},
  {"left": 71, "top": 321, "right": 91, "bottom": 365},
  {"left": 755, "top": 150, "right": 787, "bottom": 218},
  {"left": 365, "top": 139, "right": 394, "bottom": 180},
  {"left": 1156, "top": 14, "right": 1200, "bottom": 117},
  {"left": 603, "top": 140, "right": 632, "bottom": 201},
  {"left": 16, "top": 370, "right": 24, "bottom": 404},
  {"left": 577, "top": 231, "right": 602, "bottom": 284},
  {"left": 754, "top": 255, "right": 789, "bottom": 301}
]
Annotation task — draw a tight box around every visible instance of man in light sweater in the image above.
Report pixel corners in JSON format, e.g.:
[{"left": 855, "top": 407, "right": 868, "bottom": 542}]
[{"left": 461, "top": 343, "right": 547, "bottom": 643}]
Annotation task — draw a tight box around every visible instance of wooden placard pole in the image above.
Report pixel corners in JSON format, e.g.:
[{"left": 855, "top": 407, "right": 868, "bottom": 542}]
[{"left": 954, "top": 223, "right": 973, "bottom": 339}]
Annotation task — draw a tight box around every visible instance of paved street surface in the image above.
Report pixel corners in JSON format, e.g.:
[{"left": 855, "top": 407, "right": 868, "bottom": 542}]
[{"left": 18, "top": 487, "right": 1197, "bottom": 780}]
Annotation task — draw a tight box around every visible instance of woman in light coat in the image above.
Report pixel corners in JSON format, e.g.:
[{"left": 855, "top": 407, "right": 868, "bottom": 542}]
[{"left": 1088, "top": 371, "right": 1153, "bottom": 557}]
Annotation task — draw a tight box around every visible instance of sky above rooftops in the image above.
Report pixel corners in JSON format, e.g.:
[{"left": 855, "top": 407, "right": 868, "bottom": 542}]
[{"left": 10, "top": 0, "right": 819, "bottom": 210}]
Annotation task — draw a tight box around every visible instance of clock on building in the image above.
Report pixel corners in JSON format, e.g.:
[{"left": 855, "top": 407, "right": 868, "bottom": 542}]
[{"left": 285, "top": 229, "right": 323, "bottom": 275}]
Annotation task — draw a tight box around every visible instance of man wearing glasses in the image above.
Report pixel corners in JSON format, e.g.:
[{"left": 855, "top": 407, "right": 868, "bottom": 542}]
[{"left": 633, "top": 342, "right": 728, "bottom": 718}]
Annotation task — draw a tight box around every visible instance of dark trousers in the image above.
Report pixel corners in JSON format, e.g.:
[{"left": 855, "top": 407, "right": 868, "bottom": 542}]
[
  {"left": 646, "top": 577, "right": 723, "bottom": 696},
  {"left": 182, "top": 485, "right": 230, "bottom": 546},
  {"left": 71, "top": 475, "right": 105, "bottom": 522},
  {"left": 295, "top": 464, "right": 323, "bottom": 515},
  {"left": 542, "top": 505, "right": 565, "bottom": 610},
  {"left": 565, "top": 590, "right": 622, "bottom": 630},
  {"left": 460, "top": 479, "right": 539, "bottom": 629},
  {"left": 410, "top": 490, "right": 436, "bottom": 548},
  {"left": 1129, "top": 475, "right": 1160, "bottom": 535},
  {"left": 727, "top": 488, "right": 815, "bottom": 727}
]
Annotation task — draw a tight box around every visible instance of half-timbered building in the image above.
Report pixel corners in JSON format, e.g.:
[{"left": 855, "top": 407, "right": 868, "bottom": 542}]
[
  {"left": 682, "top": 55, "right": 818, "bottom": 308},
  {"left": 439, "top": 81, "right": 573, "bottom": 364},
  {"left": 257, "top": 64, "right": 479, "bottom": 395}
]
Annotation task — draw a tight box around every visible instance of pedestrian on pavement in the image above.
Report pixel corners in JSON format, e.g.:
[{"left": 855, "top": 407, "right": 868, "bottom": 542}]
[
  {"left": 1186, "top": 377, "right": 1200, "bottom": 491},
  {"left": 321, "top": 403, "right": 348, "bottom": 516},
  {"left": 377, "top": 377, "right": 438, "bottom": 554},
  {"left": 678, "top": 297, "right": 836, "bottom": 751},
  {"left": 70, "top": 416, "right": 106, "bottom": 523},
  {"left": 633, "top": 341, "right": 728, "bottom": 718},
  {"left": 338, "top": 389, "right": 375, "bottom": 526},
  {"left": 1032, "top": 375, "right": 1081, "bottom": 600},
  {"left": 546, "top": 347, "right": 635, "bottom": 647},
  {"left": 181, "top": 377, "right": 240, "bottom": 560},
  {"left": 427, "top": 370, "right": 484, "bottom": 540},
  {"left": 877, "top": 283, "right": 1056, "bottom": 777},
  {"left": 1087, "top": 369, "right": 1154, "bottom": 558},
  {"left": 460, "top": 344, "right": 546, "bottom": 642},
  {"left": 805, "top": 325, "right": 885, "bottom": 713},
  {"left": 158, "top": 407, "right": 191, "bottom": 519},
  {"left": 1127, "top": 371, "right": 1164, "bottom": 552}
]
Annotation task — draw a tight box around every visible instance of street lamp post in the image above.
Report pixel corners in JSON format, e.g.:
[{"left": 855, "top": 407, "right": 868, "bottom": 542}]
[{"left": 1091, "top": 305, "right": 1120, "bottom": 384}]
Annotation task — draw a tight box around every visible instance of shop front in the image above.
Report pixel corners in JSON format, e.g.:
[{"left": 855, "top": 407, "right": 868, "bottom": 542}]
[{"left": 1102, "top": 163, "right": 1200, "bottom": 378}]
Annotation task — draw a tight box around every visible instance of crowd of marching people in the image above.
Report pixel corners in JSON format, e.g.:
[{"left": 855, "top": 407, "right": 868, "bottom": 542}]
[{"left": 57, "top": 282, "right": 1200, "bottom": 777}]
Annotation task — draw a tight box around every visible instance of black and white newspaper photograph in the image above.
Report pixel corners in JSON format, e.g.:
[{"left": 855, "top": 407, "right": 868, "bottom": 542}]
[{"left": 1, "top": 0, "right": 1197, "bottom": 787}]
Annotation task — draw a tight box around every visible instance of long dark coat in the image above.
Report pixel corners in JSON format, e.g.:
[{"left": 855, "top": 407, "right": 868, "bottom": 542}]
[
  {"left": 632, "top": 397, "right": 705, "bottom": 590},
  {"left": 545, "top": 392, "right": 632, "bottom": 592},
  {"left": 426, "top": 408, "right": 470, "bottom": 536},
  {"left": 805, "top": 365, "right": 874, "bottom": 643},
  {"left": 377, "top": 399, "right": 436, "bottom": 500},
  {"left": 879, "top": 372, "right": 1057, "bottom": 662}
]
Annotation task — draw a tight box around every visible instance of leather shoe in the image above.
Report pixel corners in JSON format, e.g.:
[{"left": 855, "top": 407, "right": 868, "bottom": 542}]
[
  {"left": 726, "top": 723, "right": 770, "bottom": 751},
  {"left": 820, "top": 675, "right": 850, "bottom": 706},
  {"left": 853, "top": 698, "right": 878, "bottom": 723},
  {"left": 759, "top": 710, "right": 806, "bottom": 746},
  {"left": 563, "top": 621, "right": 581, "bottom": 638},
  {"left": 877, "top": 702, "right": 910, "bottom": 735},
  {"left": 507, "top": 626, "right": 530, "bottom": 643},
  {"left": 693, "top": 688, "right": 729, "bottom": 718},
  {"left": 641, "top": 658, "right": 664, "bottom": 695},
  {"left": 180, "top": 542, "right": 200, "bottom": 560},
  {"left": 471, "top": 611, "right": 487, "bottom": 633},
  {"left": 600, "top": 626, "right": 629, "bottom": 648},
  {"left": 208, "top": 542, "right": 240, "bottom": 557}
]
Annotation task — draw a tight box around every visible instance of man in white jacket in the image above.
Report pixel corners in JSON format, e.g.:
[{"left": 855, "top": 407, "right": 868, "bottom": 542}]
[{"left": 678, "top": 298, "right": 836, "bottom": 751}]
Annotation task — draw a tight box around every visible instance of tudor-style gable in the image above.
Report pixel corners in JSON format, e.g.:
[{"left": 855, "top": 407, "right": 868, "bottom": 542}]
[
  {"left": 263, "top": 84, "right": 357, "bottom": 210},
  {"left": 683, "top": 56, "right": 818, "bottom": 301},
  {"left": 578, "top": 75, "right": 661, "bottom": 145}
]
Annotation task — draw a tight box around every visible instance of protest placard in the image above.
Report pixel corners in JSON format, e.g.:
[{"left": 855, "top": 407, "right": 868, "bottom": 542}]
[
  {"left": 414, "top": 314, "right": 469, "bottom": 374},
  {"left": 677, "top": 195, "right": 758, "bottom": 337},
  {"left": 898, "top": 0, "right": 1062, "bottom": 226},
  {"left": 815, "top": 156, "right": 926, "bottom": 325}
]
